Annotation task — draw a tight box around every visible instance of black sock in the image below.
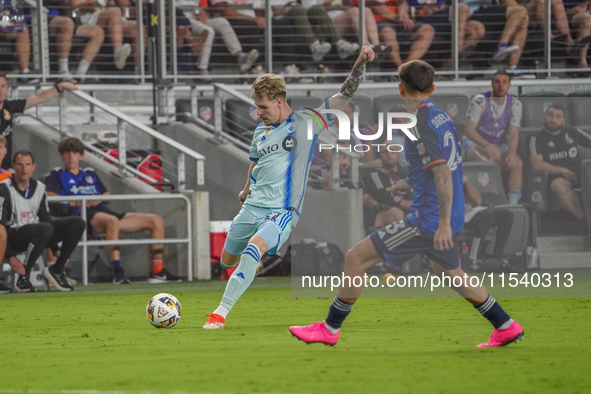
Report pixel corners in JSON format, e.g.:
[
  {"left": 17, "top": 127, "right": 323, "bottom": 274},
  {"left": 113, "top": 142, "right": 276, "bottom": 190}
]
[
  {"left": 325, "top": 296, "right": 354, "bottom": 331},
  {"left": 475, "top": 295, "right": 513, "bottom": 329}
]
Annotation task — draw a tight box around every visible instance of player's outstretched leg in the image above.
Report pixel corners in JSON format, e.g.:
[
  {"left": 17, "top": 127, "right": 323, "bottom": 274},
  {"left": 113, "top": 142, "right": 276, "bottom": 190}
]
[
  {"left": 204, "top": 238, "right": 267, "bottom": 329},
  {"left": 429, "top": 262, "right": 524, "bottom": 348},
  {"left": 290, "top": 237, "right": 381, "bottom": 345}
]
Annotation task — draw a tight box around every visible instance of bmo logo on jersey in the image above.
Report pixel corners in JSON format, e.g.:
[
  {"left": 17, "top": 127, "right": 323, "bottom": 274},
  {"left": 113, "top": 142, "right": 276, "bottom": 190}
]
[{"left": 306, "top": 109, "right": 417, "bottom": 154}]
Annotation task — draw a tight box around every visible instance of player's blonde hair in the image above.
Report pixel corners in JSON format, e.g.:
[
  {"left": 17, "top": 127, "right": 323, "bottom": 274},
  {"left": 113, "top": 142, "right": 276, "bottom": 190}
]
[
  {"left": 252, "top": 74, "right": 287, "bottom": 101},
  {"left": 0, "top": 136, "right": 6, "bottom": 147}
]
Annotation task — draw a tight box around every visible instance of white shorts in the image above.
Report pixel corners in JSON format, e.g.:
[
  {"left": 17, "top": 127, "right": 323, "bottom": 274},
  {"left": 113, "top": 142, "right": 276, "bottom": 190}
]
[
  {"left": 80, "top": 11, "right": 102, "bottom": 27},
  {"left": 223, "top": 204, "right": 294, "bottom": 257}
]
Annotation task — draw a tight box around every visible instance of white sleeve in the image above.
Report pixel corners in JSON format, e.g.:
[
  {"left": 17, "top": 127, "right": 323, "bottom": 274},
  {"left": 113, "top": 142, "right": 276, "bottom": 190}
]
[
  {"left": 467, "top": 94, "right": 485, "bottom": 124},
  {"left": 510, "top": 98, "right": 522, "bottom": 128}
]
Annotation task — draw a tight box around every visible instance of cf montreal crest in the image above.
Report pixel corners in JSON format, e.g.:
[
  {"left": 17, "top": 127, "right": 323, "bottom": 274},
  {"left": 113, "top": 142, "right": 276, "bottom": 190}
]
[{"left": 282, "top": 135, "right": 297, "bottom": 151}]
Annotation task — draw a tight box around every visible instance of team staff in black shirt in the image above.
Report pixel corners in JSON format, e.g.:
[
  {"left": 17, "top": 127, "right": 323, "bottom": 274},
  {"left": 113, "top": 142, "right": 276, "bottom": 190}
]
[
  {"left": 0, "top": 72, "right": 77, "bottom": 169},
  {"left": 529, "top": 104, "right": 591, "bottom": 220}
]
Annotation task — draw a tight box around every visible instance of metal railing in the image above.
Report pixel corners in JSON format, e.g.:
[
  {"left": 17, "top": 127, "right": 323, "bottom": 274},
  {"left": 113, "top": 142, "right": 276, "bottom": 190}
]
[
  {"left": 57, "top": 89, "right": 206, "bottom": 189},
  {"left": 2, "top": 0, "right": 590, "bottom": 83},
  {"left": 47, "top": 193, "right": 192, "bottom": 286}
]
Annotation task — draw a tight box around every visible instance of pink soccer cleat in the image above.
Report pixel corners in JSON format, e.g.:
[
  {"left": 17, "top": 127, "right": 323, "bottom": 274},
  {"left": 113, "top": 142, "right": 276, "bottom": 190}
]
[
  {"left": 477, "top": 321, "right": 524, "bottom": 348},
  {"left": 289, "top": 322, "right": 340, "bottom": 346}
]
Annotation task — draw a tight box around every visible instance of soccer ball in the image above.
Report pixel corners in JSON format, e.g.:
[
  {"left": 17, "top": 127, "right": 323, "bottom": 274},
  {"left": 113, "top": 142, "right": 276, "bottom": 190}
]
[{"left": 146, "top": 293, "right": 182, "bottom": 328}]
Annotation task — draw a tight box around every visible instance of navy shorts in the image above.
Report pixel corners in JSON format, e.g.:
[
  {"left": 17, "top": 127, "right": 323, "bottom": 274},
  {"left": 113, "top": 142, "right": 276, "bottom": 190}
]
[
  {"left": 370, "top": 217, "right": 460, "bottom": 270},
  {"left": 86, "top": 204, "right": 127, "bottom": 234}
]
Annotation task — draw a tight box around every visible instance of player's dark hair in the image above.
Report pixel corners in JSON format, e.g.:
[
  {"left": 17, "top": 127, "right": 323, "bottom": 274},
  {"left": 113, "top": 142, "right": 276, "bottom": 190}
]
[
  {"left": 398, "top": 60, "right": 435, "bottom": 94},
  {"left": 13, "top": 150, "right": 35, "bottom": 164},
  {"left": 0, "top": 71, "right": 6, "bottom": 83},
  {"left": 546, "top": 103, "right": 566, "bottom": 116},
  {"left": 492, "top": 70, "right": 512, "bottom": 82},
  {"left": 58, "top": 137, "right": 85, "bottom": 155}
]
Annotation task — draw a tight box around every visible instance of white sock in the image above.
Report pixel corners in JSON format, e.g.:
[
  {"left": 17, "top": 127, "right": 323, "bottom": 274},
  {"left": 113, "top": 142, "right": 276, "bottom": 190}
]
[
  {"left": 213, "top": 305, "right": 230, "bottom": 319},
  {"left": 59, "top": 58, "right": 69, "bottom": 73},
  {"left": 22, "top": 68, "right": 30, "bottom": 74},
  {"left": 323, "top": 321, "right": 340, "bottom": 334},
  {"left": 76, "top": 60, "right": 90, "bottom": 76},
  {"left": 219, "top": 244, "right": 261, "bottom": 314}
]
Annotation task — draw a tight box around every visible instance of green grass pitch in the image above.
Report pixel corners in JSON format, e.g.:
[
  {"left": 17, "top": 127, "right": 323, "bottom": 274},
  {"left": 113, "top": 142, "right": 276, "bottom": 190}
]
[{"left": 0, "top": 276, "right": 589, "bottom": 394}]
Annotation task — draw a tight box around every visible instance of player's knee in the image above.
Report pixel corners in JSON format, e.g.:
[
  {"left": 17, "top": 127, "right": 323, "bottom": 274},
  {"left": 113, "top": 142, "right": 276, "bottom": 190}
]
[
  {"left": 511, "top": 156, "right": 523, "bottom": 170},
  {"left": 344, "top": 247, "right": 362, "bottom": 269},
  {"left": 104, "top": 215, "right": 120, "bottom": 231},
  {"left": 249, "top": 236, "right": 269, "bottom": 255},
  {"left": 418, "top": 24, "right": 435, "bottom": 40},
  {"left": 60, "top": 17, "right": 74, "bottom": 33},
  {"left": 150, "top": 214, "right": 165, "bottom": 231},
  {"left": 70, "top": 217, "right": 86, "bottom": 236},
  {"left": 36, "top": 223, "right": 54, "bottom": 241},
  {"left": 108, "top": 7, "right": 122, "bottom": 19},
  {"left": 221, "top": 248, "right": 240, "bottom": 266},
  {"left": 550, "top": 178, "right": 568, "bottom": 194},
  {"left": 92, "top": 26, "right": 105, "bottom": 42},
  {"left": 347, "top": 7, "right": 359, "bottom": 18}
]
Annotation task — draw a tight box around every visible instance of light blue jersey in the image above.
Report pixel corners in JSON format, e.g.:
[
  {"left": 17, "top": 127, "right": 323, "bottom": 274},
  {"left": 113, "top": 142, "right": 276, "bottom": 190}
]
[{"left": 246, "top": 100, "right": 336, "bottom": 225}]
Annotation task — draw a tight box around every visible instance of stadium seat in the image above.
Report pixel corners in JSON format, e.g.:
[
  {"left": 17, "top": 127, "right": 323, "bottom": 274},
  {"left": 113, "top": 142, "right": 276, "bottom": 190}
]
[
  {"left": 580, "top": 159, "right": 591, "bottom": 232},
  {"left": 430, "top": 94, "right": 470, "bottom": 136},
  {"left": 175, "top": 97, "right": 216, "bottom": 127},
  {"left": 224, "top": 98, "right": 261, "bottom": 141},
  {"left": 461, "top": 162, "right": 531, "bottom": 260},
  {"left": 567, "top": 91, "right": 591, "bottom": 127},
  {"left": 519, "top": 92, "right": 568, "bottom": 128},
  {"left": 373, "top": 94, "right": 406, "bottom": 133},
  {"left": 462, "top": 161, "right": 508, "bottom": 206},
  {"left": 288, "top": 96, "right": 323, "bottom": 111},
  {"left": 349, "top": 94, "right": 375, "bottom": 128}
]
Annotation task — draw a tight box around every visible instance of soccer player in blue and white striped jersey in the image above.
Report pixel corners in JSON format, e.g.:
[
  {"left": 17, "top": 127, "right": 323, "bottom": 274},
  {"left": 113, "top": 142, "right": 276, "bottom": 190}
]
[{"left": 204, "top": 46, "right": 376, "bottom": 329}]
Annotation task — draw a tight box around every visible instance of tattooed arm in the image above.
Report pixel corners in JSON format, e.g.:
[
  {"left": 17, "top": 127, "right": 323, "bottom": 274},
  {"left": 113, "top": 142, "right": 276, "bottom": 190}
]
[
  {"left": 432, "top": 164, "right": 454, "bottom": 251},
  {"left": 328, "top": 46, "right": 375, "bottom": 111}
]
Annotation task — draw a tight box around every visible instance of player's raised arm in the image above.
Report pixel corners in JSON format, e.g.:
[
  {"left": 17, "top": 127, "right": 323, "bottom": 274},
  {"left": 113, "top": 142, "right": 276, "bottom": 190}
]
[{"left": 328, "top": 46, "right": 375, "bottom": 112}]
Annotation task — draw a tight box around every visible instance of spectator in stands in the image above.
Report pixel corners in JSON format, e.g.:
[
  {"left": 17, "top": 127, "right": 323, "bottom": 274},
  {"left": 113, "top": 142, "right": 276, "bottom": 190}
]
[
  {"left": 567, "top": 0, "right": 591, "bottom": 69},
  {"left": 182, "top": 1, "right": 260, "bottom": 74},
  {"left": 45, "top": 138, "right": 183, "bottom": 285},
  {"left": 366, "top": 0, "right": 435, "bottom": 67},
  {"left": 463, "top": 70, "right": 523, "bottom": 205},
  {"left": 397, "top": 0, "right": 485, "bottom": 67},
  {"left": 209, "top": 0, "right": 266, "bottom": 65},
  {"left": 521, "top": 0, "right": 591, "bottom": 69},
  {"left": 0, "top": 72, "right": 78, "bottom": 170},
  {"left": 529, "top": 104, "right": 591, "bottom": 221},
  {"left": 273, "top": 1, "right": 361, "bottom": 61},
  {"left": 362, "top": 142, "right": 410, "bottom": 231},
  {"left": 0, "top": 0, "right": 35, "bottom": 82},
  {"left": 465, "top": 0, "right": 530, "bottom": 74},
  {"left": 0, "top": 150, "right": 85, "bottom": 292},
  {"left": 46, "top": 2, "right": 105, "bottom": 81},
  {"left": 70, "top": 0, "right": 132, "bottom": 70},
  {"left": 110, "top": 0, "right": 142, "bottom": 69},
  {"left": 320, "top": 0, "right": 385, "bottom": 51},
  {"left": 462, "top": 174, "right": 513, "bottom": 271}
]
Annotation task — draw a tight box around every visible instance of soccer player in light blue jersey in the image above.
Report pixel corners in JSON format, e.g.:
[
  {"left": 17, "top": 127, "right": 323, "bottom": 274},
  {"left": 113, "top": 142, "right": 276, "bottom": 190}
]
[
  {"left": 290, "top": 60, "right": 524, "bottom": 348},
  {"left": 204, "top": 46, "right": 376, "bottom": 329}
]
